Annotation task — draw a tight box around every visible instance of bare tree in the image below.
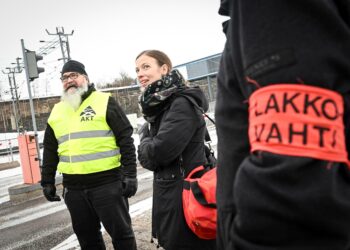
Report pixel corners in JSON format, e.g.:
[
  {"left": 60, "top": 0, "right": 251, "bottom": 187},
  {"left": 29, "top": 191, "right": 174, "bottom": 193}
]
[{"left": 97, "top": 71, "right": 135, "bottom": 89}]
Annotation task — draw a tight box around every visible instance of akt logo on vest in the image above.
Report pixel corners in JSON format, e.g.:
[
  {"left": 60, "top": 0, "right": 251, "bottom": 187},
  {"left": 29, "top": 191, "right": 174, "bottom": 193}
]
[{"left": 80, "top": 106, "right": 96, "bottom": 122}]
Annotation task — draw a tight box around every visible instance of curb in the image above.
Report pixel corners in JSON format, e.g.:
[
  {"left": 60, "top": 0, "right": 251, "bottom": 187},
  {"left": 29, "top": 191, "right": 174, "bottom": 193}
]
[
  {"left": 0, "top": 161, "right": 20, "bottom": 171},
  {"left": 8, "top": 176, "right": 63, "bottom": 203}
]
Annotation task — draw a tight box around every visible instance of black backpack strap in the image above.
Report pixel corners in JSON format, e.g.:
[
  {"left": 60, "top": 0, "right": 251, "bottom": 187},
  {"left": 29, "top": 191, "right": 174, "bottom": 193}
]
[
  {"left": 177, "top": 93, "right": 212, "bottom": 119},
  {"left": 178, "top": 94, "right": 215, "bottom": 143},
  {"left": 183, "top": 180, "right": 216, "bottom": 208},
  {"left": 190, "top": 181, "right": 216, "bottom": 208},
  {"left": 178, "top": 94, "right": 216, "bottom": 125},
  {"left": 205, "top": 128, "right": 211, "bottom": 142}
]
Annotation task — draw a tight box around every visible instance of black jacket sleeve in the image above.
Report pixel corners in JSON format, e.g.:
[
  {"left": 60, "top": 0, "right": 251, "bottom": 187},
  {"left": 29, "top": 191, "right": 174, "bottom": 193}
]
[
  {"left": 41, "top": 124, "right": 59, "bottom": 186},
  {"left": 139, "top": 96, "right": 200, "bottom": 168},
  {"left": 106, "top": 96, "right": 137, "bottom": 178}
]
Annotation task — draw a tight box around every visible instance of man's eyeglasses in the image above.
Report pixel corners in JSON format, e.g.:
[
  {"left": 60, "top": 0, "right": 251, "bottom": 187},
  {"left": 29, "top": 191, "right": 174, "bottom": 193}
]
[{"left": 60, "top": 72, "right": 80, "bottom": 82}]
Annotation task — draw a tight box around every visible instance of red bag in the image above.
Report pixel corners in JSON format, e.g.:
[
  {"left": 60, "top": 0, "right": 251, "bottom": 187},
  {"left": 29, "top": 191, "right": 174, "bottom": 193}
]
[{"left": 182, "top": 165, "right": 217, "bottom": 239}]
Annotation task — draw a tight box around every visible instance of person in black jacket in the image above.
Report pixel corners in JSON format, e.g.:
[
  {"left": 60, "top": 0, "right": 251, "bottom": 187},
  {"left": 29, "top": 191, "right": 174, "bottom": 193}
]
[
  {"left": 41, "top": 60, "right": 137, "bottom": 250},
  {"left": 136, "top": 50, "right": 216, "bottom": 250},
  {"left": 216, "top": 1, "right": 350, "bottom": 250}
]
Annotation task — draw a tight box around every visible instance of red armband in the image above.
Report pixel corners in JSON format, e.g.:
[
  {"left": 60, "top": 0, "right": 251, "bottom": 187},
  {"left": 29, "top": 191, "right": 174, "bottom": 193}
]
[{"left": 248, "top": 84, "right": 349, "bottom": 166}]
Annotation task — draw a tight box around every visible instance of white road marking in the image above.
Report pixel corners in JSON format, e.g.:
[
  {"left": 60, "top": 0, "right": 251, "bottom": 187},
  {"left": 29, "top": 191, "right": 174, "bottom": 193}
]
[{"left": 0, "top": 202, "right": 66, "bottom": 230}]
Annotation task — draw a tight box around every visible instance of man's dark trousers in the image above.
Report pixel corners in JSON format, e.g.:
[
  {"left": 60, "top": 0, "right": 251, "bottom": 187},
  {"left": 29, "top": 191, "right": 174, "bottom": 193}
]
[{"left": 64, "top": 181, "right": 137, "bottom": 250}]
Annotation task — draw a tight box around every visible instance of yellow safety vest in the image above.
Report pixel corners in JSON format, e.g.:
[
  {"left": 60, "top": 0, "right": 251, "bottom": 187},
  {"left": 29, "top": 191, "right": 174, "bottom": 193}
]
[{"left": 48, "top": 91, "right": 121, "bottom": 174}]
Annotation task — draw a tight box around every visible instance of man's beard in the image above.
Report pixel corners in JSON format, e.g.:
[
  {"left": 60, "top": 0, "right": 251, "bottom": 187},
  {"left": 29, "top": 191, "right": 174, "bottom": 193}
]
[{"left": 61, "top": 83, "right": 88, "bottom": 111}]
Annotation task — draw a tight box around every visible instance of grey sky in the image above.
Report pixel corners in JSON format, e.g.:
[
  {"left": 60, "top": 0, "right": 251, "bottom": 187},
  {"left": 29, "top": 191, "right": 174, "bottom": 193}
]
[{"left": 0, "top": 0, "right": 226, "bottom": 99}]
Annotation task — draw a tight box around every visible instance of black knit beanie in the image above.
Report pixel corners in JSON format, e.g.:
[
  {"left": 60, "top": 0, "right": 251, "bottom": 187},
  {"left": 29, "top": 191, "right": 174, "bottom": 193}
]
[{"left": 61, "top": 60, "right": 88, "bottom": 76}]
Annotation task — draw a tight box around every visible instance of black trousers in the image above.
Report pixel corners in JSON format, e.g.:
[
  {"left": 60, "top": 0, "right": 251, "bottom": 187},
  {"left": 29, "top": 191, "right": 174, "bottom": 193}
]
[
  {"left": 216, "top": 1, "right": 350, "bottom": 249},
  {"left": 64, "top": 181, "right": 137, "bottom": 250}
]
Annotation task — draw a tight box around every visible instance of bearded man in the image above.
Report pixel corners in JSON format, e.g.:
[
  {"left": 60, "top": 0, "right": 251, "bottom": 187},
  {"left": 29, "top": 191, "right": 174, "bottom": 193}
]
[{"left": 41, "top": 60, "right": 138, "bottom": 250}]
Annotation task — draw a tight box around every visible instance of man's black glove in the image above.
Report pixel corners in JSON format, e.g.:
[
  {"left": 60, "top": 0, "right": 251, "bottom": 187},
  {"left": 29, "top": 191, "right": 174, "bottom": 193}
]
[
  {"left": 122, "top": 177, "right": 138, "bottom": 198},
  {"left": 138, "top": 122, "right": 150, "bottom": 141},
  {"left": 43, "top": 184, "right": 61, "bottom": 202}
]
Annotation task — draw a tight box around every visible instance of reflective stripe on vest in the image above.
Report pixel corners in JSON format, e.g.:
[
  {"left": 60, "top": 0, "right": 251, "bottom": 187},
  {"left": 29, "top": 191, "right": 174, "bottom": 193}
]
[
  {"left": 60, "top": 149, "right": 120, "bottom": 163},
  {"left": 57, "top": 130, "right": 114, "bottom": 145},
  {"left": 48, "top": 91, "right": 121, "bottom": 174},
  {"left": 248, "top": 84, "right": 350, "bottom": 167}
]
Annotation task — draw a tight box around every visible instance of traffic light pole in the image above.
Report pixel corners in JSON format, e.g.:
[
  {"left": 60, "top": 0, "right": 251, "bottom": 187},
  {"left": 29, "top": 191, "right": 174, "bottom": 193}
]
[{"left": 21, "top": 39, "right": 42, "bottom": 167}]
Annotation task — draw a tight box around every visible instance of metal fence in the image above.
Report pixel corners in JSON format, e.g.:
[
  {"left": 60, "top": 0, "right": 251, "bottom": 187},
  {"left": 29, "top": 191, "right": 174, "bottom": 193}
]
[{"left": 0, "top": 137, "right": 17, "bottom": 160}]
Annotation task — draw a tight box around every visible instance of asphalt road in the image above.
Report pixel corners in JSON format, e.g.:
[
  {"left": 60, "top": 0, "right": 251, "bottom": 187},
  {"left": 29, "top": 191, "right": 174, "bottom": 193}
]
[
  {"left": 0, "top": 167, "right": 154, "bottom": 250},
  {"left": 0, "top": 126, "right": 217, "bottom": 250}
]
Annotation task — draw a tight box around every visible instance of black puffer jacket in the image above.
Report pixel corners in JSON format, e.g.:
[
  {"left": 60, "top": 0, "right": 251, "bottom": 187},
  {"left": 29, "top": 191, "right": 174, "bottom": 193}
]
[{"left": 138, "top": 87, "right": 216, "bottom": 250}]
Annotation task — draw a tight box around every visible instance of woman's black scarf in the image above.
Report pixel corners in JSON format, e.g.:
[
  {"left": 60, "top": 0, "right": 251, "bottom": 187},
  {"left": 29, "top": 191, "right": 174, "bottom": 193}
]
[{"left": 139, "top": 69, "right": 186, "bottom": 120}]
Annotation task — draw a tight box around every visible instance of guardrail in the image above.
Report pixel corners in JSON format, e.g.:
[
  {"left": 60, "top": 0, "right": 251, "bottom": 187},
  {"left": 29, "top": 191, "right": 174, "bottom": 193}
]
[
  {"left": 0, "top": 132, "right": 44, "bottom": 157},
  {"left": 0, "top": 143, "right": 43, "bottom": 156},
  {"left": 0, "top": 138, "right": 17, "bottom": 159}
]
